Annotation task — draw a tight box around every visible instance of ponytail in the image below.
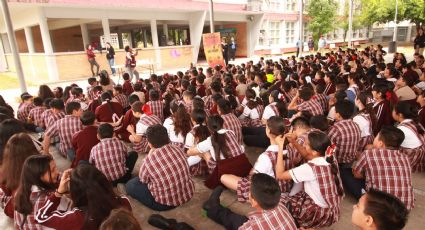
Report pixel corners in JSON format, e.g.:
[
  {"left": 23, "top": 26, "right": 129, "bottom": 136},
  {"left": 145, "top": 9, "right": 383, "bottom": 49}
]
[
  {"left": 395, "top": 101, "right": 425, "bottom": 135},
  {"left": 325, "top": 154, "right": 344, "bottom": 196},
  {"left": 270, "top": 90, "right": 288, "bottom": 117},
  {"left": 191, "top": 109, "right": 210, "bottom": 143},
  {"left": 207, "top": 115, "right": 229, "bottom": 161},
  {"left": 356, "top": 91, "right": 377, "bottom": 132},
  {"left": 171, "top": 102, "right": 192, "bottom": 137}
]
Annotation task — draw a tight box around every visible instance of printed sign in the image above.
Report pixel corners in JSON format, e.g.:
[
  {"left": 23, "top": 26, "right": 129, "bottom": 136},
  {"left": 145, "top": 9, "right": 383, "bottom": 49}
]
[{"left": 202, "top": 32, "right": 225, "bottom": 68}]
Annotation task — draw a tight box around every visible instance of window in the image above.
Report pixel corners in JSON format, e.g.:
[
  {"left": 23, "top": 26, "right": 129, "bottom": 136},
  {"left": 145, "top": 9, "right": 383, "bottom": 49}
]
[
  {"left": 268, "top": 0, "right": 281, "bottom": 11},
  {"left": 285, "top": 21, "right": 295, "bottom": 44},
  {"left": 285, "top": 0, "right": 296, "bottom": 11},
  {"left": 269, "top": 21, "right": 281, "bottom": 45}
]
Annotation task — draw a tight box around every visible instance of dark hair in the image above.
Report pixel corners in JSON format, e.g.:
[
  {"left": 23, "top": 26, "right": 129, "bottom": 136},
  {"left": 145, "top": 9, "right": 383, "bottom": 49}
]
[
  {"left": 191, "top": 109, "right": 210, "bottom": 143},
  {"left": 0, "top": 133, "right": 39, "bottom": 191},
  {"left": 49, "top": 98, "right": 65, "bottom": 110},
  {"left": 207, "top": 115, "right": 230, "bottom": 161},
  {"left": 310, "top": 115, "right": 329, "bottom": 132},
  {"left": 149, "top": 90, "right": 160, "bottom": 101},
  {"left": 43, "top": 98, "right": 53, "bottom": 109},
  {"left": 170, "top": 102, "right": 192, "bottom": 137},
  {"left": 307, "top": 131, "right": 343, "bottom": 196},
  {"left": 99, "top": 208, "right": 142, "bottom": 230},
  {"left": 394, "top": 101, "right": 424, "bottom": 134},
  {"left": 355, "top": 92, "right": 377, "bottom": 132},
  {"left": 266, "top": 116, "right": 285, "bottom": 136},
  {"left": 128, "top": 95, "right": 140, "bottom": 105},
  {"left": 291, "top": 116, "right": 310, "bottom": 129},
  {"left": 15, "top": 155, "right": 55, "bottom": 215},
  {"left": 210, "top": 81, "right": 222, "bottom": 93},
  {"left": 192, "top": 97, "right": 205, "bottom": 110},
  {"left": 335, "top": 99, "right": 355, "bottom": 119},
  {"left": 245, "top": 88, "right": 262, "bottom": 109},
  {"left": 223, "top": 87, "right": 238, "bottom": 110},
  {"left": 131, "top": 101, "right": 143, "bottom": 114},
  {"left": 100, "top": 72, "right": 111, "bottom": 86},
  {"left": 377, "top": 126, "right": 405, "bottom": 149},
  {"left": 79, "top": 111, "right": 95, "bottom": 126},
  {"left": 70, "top": 164, "right": 123, "bottom": 229},
  {"left": 123, "top": 73, "right": 130, "bottom": 81},
  {"left": 299, "top": 87, "right": 314, "bottom": 101},
  {"left": 113, "top": 85, "right": 123, "bottom": 94},
  {"left": 217, "top": 98, "right": 232, "bottom": 114},
  {"left": 33, "top": 97, "right": 43, "bottom": 107},
  {"left": 71, "top": 87, "right": 84, "bottom": 97},
  {"left": 363, "top": 189, "right": 409, "bottom": 230},
  {"left": 0, "top": 119, "right": 25, "bottom": 162},
  {"left": 372, "top": 84, "right": 389, "bottom": 100},
  {"left": 88, "top": 77, "right": 97, "bottom": 85},
  {"left": 98, "top": 123, "right": 114, "bottom": 139},
  {"left": 146, "top": 124, "right": 170, "bottom": 148},
  {"left": 269, "top": 90, "right": 288, "bottom": 117},
  {"left": 66, "top": 101, "right": 81, "bottom": 115},
  {"left": 250, "top": 173, "right": 281, "bottom": 210},
  {"left": 38, "top": 85, "right": 55, "bottom": 101}
]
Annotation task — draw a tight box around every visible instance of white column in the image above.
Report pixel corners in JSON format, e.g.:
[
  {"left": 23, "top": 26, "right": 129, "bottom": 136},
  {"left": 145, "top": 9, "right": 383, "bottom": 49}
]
[
  {"left": 38, "top": 10, "right": 59, "bottom": 81},
  {"left": 24, "top": 26, "right": 35, "bottom": 53},
  {"left": 189, "top": 11, "right": 207, "bottom": 64},
  {"left": 150, "top": 20, "right": 159, "bottom": 48},
  {"left": 247, "top": 14, "right": 265, "bottom": 58},
  {"left": 162, "top": 23, "right": 169, "bottom": 41},
  {"left": 0, "top": 35, "right": 8, "bottom": 71},
  {"left": 80, "top": 23, "right": 89, "bottom": 50},
  {"left": 102, "top": 18, "right": 111, "bottom": 46}
]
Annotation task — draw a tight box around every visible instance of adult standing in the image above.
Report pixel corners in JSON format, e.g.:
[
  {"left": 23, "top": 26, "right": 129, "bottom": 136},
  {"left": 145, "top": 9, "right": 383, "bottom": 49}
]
[
  {"left": 318, "top": 35, "right": 327, "bottom": 53},
  {"left": 86, "top": 44, "right": 100, "bottom": 77},
  {"left": 414, "top": 28, "right": 425, "bottom": 55},
  {"left": 308, "top": 36, "right": 314, "bottom": 53},
  {"left": 125, "top": 46, "right": 139, "bottom": 82},
  {"left": 106, "top": 42, "right": 116, "bottom": 75},
  {"left": 221, "top": 37, "right": 229, "bottom": 66},
  {"left": 296, "top": 39, "right": 301, "bottom": 57},
  {"left": 229, "top": 37, "right": 237, "bottom": 61}
]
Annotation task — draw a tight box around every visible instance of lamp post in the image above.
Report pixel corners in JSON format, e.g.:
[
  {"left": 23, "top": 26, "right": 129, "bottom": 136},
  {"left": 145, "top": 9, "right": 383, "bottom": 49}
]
[
  {"left": 348, "top": 0, "right": 353, "bottom": 48},
  {"left": 209, "top": 0, "right": 214, "bottom": 33},
  {"left": 388, "top": 0, "right": 398, "bottom": 53}
]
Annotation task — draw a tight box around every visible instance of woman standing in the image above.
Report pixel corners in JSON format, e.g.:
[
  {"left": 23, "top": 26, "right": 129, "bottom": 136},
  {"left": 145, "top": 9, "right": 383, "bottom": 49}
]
[
  {"left": 105, "top": 42, "right": 116, "bottom": 76},
  {"left": 86, "top": 45, "right": 99, "bottom": 77},
  {"left": 414, "top": 28, "right": 425, "bottom": 55}
]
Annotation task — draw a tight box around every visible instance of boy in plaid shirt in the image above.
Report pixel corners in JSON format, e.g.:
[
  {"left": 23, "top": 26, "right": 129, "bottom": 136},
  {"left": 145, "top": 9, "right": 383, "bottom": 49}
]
[
  {"left": 125, "top": 124, "right": 194, "bottom": 211},
  {"left": 90, "top": 124, "right": 137, "bottom": 186},
  {"left": 288, "top": 87, "right": 323, "bottom": 117},
  {"left": 352, "top": 126, "right": 414, "bottom": 210},
  {"left": 146, "top": 90, "right": 164, "bottom": 121},
  {"left": 17, "top": 93, "right": 34, "bottom": 122},
  {"left": 203, "top": 173, "right": 297, "bottom": 230},
  {"left": 28, "top": 97, "right": 46, "bottom": 133},
  {"left": 113, "top": 85, "right": 130, "bottom": 109}
]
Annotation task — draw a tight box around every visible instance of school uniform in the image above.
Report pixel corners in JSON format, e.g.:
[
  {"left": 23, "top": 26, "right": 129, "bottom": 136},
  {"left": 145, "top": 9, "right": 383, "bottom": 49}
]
[
  {"left": 163, "top": 117, "right": 186, "bottom": 149},
  {"left": 353, "top": 148, "right": 414, "bottom": 210},
  {"left": 182, "top": 100, "right": 193, "bottom": 115},
  {"left": 221, "top": 113, "right": 243, "bottom": 146},
  {"left": 197, "top": 85, "right": 207, "bottom": 98},
  {"left": 262, "top": 102, "right": 280, "bottom": 121},
  {"left": 372, "top": 100, "right": 393, "bottom": 135},
  {"left": 116, "top": 109, "right": 138, "bottom": 142},
  {"left": 0, "top": 184, "right": 13, "bottom": 218},
  {"left": 28, "top": 106, "right": 46, "bottom": 128},
  {"left": 45, "top": 115, "right": 83, "bottom": 156},
  {"left": 328, "top": 119, "right": 361, "bottom": 164},
  {"left": 69, "top": 98, "right": 89, "bottom": 111},
  {"left": 203, "top": 94, "right": 214, "bottom": 112},
  {"left": 35, "top": 194, "right": 131, "bottom": 230},
  {"left": 17, "top": 103, "right": 34, "bottom": 122},
  {"left": 86, "top": 85, "right": 95, "bottom": 101},
  {"left": 346, "top": 84, "right": 359, "bottom": 102},
  {"left": 133, "top": 114, "right": 162, "bottom": 153},
  {"left": 151, "top": 81, "right": 161, "bottom": 92},
  {"left": 146, "top": 100, "right": 164, "bottom": 121},
  {"left": 297, "top": 99, "right": 324, "bottom": 116},
  {"left": 282, "top": 157, "right": 343, "bottom": 229},
  {"left": 95, "top": 101, "right": 124, "bottom": 123},
  {"left": 90, "top": 137, "right": 137, "bottom": 185},
  {"left": 122, "top": 80, "right": 134, "bottom": 96},
  {"left": 239, "top": 104, "right": 264, "bottom": 127},
  {"left": 114, "top": 94, "right": 129, "bottom": 109},
  {"left": 236, "top": 146, "right": 296, "bottom": 203},
  {"left": 419, "top": 106, "right": 425, "bottom": 128},
  {"left": 323, "top": 82, "right": 336, "bottom": 96},
  {"left": 71, "top": 125, "right": 100, "bottom": 168},
  {"left": 353, "top": 113, "right": 374, "bottom": 152},
  {"left": 397, "top": 119, "right": 425, "bottom": 172},
  {"left": 185, "top": 125, "right": 210, "bottom": 176},
  {"left": 196, "top": 129, "right": 244, "bottom": 174},
  {"left": 312, "top": 93, "right": 329, "bottom": 114},
  {"left": 127, "top": 144, "right": 194, "bottom": 210}
]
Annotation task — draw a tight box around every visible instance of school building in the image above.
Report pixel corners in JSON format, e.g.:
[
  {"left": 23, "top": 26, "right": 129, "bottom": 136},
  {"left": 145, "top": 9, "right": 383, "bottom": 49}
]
[{"left": 0, "top": 0, "right": 416, "bottom": 82}]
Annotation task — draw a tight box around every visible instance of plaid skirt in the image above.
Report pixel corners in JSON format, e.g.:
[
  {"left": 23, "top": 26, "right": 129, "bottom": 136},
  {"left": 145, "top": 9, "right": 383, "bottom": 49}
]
[
  {"left": 240, "top": 118, "right": 262, "bottom": 128},
  {"left": 282, "top": 191, "right": 340, "bottom": 229},
  {"left": 170, "top": 141, "right": 185, "bottom": 150},
  {"left": 401, "top": 146, "right": 425, "bottom": 172},
  {"left": 189, "top": 160, "right": 209, "bottom": 177}
]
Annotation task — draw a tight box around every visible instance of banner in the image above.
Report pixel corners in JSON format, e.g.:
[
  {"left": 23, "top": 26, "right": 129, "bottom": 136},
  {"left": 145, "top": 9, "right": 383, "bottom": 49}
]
[{"left": 202, "top": 33, "right": 225, "bottom": 68}]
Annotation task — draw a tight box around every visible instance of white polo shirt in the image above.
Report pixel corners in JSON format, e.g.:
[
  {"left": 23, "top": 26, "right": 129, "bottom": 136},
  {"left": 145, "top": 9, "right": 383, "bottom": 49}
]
[
  {"left": 253, "top": 145, "right": 280, "bottom": 177},
  {"left": 262, "top": 102, "right": 278, "bottom": 120},
  {"left": 353, "top": 114, "right": 372, "bottom": 137},
  {"left": 163, "top": 117, "right": 185, "bottom": 144},
  {"left": 398, "top": 119, "right": 422, "bottom": 149}
]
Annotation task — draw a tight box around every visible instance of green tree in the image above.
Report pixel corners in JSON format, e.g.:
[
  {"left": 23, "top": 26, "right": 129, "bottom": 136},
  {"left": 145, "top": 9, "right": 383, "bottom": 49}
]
[
  {"left": 306, "top": 0, "right": 338, "bottom": 48},
  {"left": 340, "top": 0, "right": 362, "bottom": 42}
]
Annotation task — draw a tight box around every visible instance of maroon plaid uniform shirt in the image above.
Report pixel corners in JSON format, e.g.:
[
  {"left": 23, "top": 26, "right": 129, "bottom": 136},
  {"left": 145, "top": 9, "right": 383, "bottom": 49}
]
[
  {"left": 203, "top": 95, "right": 214, "bottom": 111},
  {"left": 297, "top": 99, "right": 323, "bottom": 116},
  {"left": 90, "top": 138, "right": 128, "bottom": 181},
  {"left": 17, "top": 103, "right": 34, "bottom": 122},
  {"left": 139, "top": 144, "right": 195, "bottom": 206},
  {"left": 353, "top": 148, "right": 414, "bottom": 210},
  {"left": 45, "top": 115, "right": 83, "bottom": 156},
  {"left": 239, "top": 201, "right": 297, "bottom": 230},
  {"left": 44, "top": 111, "right": 65, "bottom": 128},
  {"left": 28, "top": 106, "right": 46, "bottom": 127},
  {"left": 328, "top": 119, "right": 361, "bottom": 164},
  {"left": 114, "top": 94, "right": 129, "bottom": 108},
  {"left": 147, "top": 100, "right": 164, "bottom": 121},
  {"left": 87, "top": 85, "right": 96, "bottom": 100},
  {"left": 152, "top": 81, "right": 161, "bottom": 91},
  {"left": 313, "top": 94, "right": 329, "bottom": 113},
  {"left": 14, "top": 188, "right": 51, "bottom": 230},
  {"left": 221, "top": 113, "right": 243, "bottom": 145}
]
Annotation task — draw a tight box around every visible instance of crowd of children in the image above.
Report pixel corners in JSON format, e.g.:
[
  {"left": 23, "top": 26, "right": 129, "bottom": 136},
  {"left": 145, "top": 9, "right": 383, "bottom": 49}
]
[{"left": 0, "top": 44, "right": 423, "bottom": 230}]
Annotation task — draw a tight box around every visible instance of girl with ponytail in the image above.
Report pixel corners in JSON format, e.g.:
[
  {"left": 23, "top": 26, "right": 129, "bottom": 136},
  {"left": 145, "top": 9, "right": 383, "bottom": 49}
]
[
  {"left": 163, "top": 101, "right": 192, "bottom": 150},
  {"left": 274, "top": 131, "right": 343, "bottom": 229},
  {"left": 95, "top": 92, "right": 124, "bottom": 123},
  {"left": 239, "top": 88, "right": 264, "bottom": 127},
  {"left": 353, "top": 92, "right": 376, "bottom": 152},
  {"left": 35, "top": 164, "right": 131, "bottom": 229},
  {"left": 371, "top": 84, "right": 393, "bottom": 135},
  {"left": 262, "top": 90, "right": 288, "bottom": 125},
  {"left": 392, "top": 101, "right": 425, "bottom": 172}
]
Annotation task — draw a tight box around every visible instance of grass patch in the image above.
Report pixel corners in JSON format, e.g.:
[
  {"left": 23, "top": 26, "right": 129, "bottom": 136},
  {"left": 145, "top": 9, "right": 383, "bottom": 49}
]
[{"left": 0, "top": 73, "right": 35, "bottom": 90}]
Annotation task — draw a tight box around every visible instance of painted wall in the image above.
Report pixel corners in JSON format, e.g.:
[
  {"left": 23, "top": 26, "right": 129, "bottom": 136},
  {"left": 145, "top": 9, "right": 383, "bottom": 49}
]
[
  {"left": 222, "top": 23, "right": 247, "bottom": 57},
  {"left": 5, "top": 54, "right": 49, "bottom": 82}
]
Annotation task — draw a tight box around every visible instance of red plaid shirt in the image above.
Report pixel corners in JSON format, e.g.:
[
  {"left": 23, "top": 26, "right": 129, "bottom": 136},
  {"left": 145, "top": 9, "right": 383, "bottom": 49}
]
[
  {"left": 323, "top": 82, "right": 336, "bottom": 95},
  {"left": 114, "top": 94, "right": 129, "bottom": 108},
  {"left": 86, "top": 85, "right": 96, "bottom": 100},
  {"left": 203, "top": 95, "right": 214, "bottom": 112},
  {"left": 14, "top": 187, "right": 52, "bottom": 230},
  {"left": 147, "top": 100, "right": 164, "bottom": 121},
  {"left": 44, "top": 111, "right": 65, "bottom": 128},
  {"left": 327, "top": 119, "right": 361, "bottom": 164},
  {"left": 139, "top": 144, "right": 195, "bottom": 206},
  {"left": 353, "top": 148, "right": 414, "bottom": 210},
  {"left": 45, "top": 115, "right": 83, "bottom": 156},
  {"left": 90, "top": 138, "right": 128, "bottom": 181},
  {"left": 239, "top": 201, "right": 297, "bottom": 230},
  {"left": 133, "top": 114, "right": 162, "bottom": 153},
  {"left": 28, "top": 106, "right": 46, "bottom": 127},
  {"left": 221, "top": 113, "right": 243, "bottom": 145},
  {"left": 313, "top": 93, "right": 329, "bottom": 113},
  {"left": 152, "top": 81, "right": 161, "bottom": 91},
  {"left": 297, "top": 99, "right": 323, "bottom": 116},
  {"left": 17, "top": 103, "right": 34, "bottom": 122}
]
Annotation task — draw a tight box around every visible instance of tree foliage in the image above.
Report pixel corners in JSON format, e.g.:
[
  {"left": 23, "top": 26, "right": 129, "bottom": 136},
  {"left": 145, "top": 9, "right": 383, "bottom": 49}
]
[
  {"left": 340, "top": 0, "right": 362, "bottom": 42},
  {"left": 306, "top": 0, "right": 338, "bottom": 47}
]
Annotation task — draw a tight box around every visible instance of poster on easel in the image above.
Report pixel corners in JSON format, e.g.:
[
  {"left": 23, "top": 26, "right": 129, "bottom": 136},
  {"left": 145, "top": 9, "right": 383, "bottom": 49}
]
[{"left": 202, "top": 32, "right": 225, "bottom": 68}]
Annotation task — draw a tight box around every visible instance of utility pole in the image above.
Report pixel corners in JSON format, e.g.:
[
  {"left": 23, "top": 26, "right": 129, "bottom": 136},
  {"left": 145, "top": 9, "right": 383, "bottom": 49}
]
[
  {"left": 209, "top": 0, "right": 214, "bottom": 33},
  {"left": 299, "top": 0, "right": 304, "bottom": 56},
  {"left": 389, "top": 0, "right": 398, "bottom": 53},
  {"left": 0, "top": 0, "right": 27, "bottom": 93},
  {"left": 348, "top": 0, "right": 353, "bottom": 48}
]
